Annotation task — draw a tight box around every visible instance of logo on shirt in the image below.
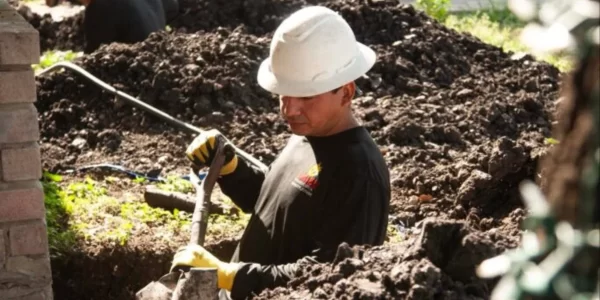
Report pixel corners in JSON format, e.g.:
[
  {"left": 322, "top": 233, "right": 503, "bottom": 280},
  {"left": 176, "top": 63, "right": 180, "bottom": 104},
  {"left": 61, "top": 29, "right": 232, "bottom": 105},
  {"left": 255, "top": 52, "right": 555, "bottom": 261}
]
[{"left": 292, "top": 163, "right": 321, "bottom": 196}]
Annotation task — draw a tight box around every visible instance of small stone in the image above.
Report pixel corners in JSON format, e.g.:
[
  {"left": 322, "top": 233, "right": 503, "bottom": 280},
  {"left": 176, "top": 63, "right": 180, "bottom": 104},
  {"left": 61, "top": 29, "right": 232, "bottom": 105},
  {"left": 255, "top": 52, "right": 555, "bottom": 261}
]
[
  {"left": 457, "top": 88, "right": 473, "bottom": 98},
  {"left": 219, "top": 43, "right": 232, "bottom": 54},
  {"left": 418, "top": 194, "right": 433, "bottom": 203},
  {"left": 390, "top": 265, "right": 403, "bottom": 279},
  {"left": 157, "top": 155, "right": 171, "bottom": 164},
  {"left": 312, "top": 287, "right": 328, "bottom": 299},
  {"left": 408, "top": 196, "right": 419, "bottom": 205},
  {"left": 71, "top": 137, "right": 87, "bottom": 149}
]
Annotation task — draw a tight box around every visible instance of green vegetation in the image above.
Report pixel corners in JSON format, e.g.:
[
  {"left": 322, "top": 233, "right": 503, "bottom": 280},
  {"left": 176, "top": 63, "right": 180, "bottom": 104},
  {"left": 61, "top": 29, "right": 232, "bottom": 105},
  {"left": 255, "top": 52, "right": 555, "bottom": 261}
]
[
  {"left": 545, "top": 137, "right": 560, "bottom": 145},
  {"left": 386, "top": 224, "right": 403, "bottom": 244},
  {"left": 42, "top": 171, "right": 253, "bottom": 253},
  {"left": 32, "top": 50, "right": 82, "bottom": 74},
  {"left": 42, "top": 172, "right": 192, "bottom": 250},
  {"left": 444, "top": 9, "right": 573, "bottom": 72},
  {"left": 415, "top": 0, "right": 451, "bottom": 22},
  {"left": 156, "top": 176, "right": 194, "bottom": 193},
  {"left": 413, "top": 0, "right": 573, "bottom": 72},
  {"left": 42, "top": 172, "right": 78, "bottom": 257}
]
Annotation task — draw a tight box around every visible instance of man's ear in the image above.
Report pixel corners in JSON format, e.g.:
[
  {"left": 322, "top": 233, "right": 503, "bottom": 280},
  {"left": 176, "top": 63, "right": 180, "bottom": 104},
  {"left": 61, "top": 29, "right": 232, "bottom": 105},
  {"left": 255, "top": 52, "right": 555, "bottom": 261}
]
[{"left": 341, "top": 82, "right": 355, "bottom": 106}]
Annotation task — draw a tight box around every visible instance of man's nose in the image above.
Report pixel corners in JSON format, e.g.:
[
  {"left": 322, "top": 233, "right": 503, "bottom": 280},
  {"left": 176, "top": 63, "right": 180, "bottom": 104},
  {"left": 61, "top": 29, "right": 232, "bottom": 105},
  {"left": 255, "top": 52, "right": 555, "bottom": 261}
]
[{"left": 281, "top": 96, "right": 302, "bottom": 117}]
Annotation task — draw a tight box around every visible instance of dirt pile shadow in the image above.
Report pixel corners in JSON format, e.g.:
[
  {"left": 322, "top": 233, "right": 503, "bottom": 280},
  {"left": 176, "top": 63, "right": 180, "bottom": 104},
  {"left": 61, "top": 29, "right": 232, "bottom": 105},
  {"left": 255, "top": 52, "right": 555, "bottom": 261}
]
[{"left": 51, "top": 238, "right": 238, "bottom": 300}]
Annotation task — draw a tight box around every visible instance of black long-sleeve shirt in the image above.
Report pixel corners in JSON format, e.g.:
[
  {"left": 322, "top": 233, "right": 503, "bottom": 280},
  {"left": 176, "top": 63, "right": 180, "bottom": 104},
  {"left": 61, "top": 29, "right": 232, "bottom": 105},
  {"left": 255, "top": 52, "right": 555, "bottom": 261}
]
[{"left": 218, "top": 126, "right": 391, "bottom": 299}]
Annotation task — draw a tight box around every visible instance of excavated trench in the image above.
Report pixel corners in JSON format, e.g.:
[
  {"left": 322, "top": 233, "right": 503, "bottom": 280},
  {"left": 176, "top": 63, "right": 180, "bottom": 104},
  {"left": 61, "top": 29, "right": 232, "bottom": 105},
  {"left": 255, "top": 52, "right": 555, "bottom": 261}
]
[{"left": 23, "top": 0, "right": 563, "bottom": 298}]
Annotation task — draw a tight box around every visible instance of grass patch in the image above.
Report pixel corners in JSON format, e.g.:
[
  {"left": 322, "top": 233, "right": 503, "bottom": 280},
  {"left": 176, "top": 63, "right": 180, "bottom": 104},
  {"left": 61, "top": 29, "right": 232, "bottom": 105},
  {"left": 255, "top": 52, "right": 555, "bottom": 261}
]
[
  {"left": 43, "top": 172, "right": 192, "bottom": 248},
  {"left": 40, "top": 174, "right": 189, "bottom": 250},
  {"left": 33, "top": 50, "right": 83, "bottom": 74},
  {"left": 43, "top": 171, "right": 250, "bottom": 253},
  {"left": 155, "top": 176, "right": 194, "bottom": 193},
  {"left": 415, "top": 0, "right": 451, "bottom": 22},
  {"left": 444, "top": 8, "right": 574, "bottom": 72},
  {"left": 42, "top": 172, "right": 78, "bottom": 257}
]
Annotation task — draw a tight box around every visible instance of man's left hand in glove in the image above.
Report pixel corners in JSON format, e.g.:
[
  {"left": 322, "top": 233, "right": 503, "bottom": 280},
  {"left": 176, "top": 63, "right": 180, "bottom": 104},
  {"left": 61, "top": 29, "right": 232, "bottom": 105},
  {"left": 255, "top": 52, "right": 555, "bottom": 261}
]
[{"left": 170, "top": 244, "right": 240, "bottom": 290}]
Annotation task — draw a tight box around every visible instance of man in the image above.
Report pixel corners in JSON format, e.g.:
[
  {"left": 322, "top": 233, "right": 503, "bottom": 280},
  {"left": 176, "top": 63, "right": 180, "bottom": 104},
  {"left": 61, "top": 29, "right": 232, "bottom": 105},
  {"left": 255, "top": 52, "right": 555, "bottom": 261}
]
[
  {"left": 171, "top": 6, "right": 391, "bottom": 299},
  {"left": 45, "top": 0, "right": 178, "bottom": 53}
]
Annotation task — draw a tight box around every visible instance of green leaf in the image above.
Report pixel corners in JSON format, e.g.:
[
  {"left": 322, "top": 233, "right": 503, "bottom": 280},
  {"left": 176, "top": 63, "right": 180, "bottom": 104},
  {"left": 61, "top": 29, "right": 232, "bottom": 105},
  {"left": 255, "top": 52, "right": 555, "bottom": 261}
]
[
  {"left": 43, "top": 171, "right": 63, "bottom": 182},
  {"left": 544, "top": 137, "right": 560, "bottom": 145}
]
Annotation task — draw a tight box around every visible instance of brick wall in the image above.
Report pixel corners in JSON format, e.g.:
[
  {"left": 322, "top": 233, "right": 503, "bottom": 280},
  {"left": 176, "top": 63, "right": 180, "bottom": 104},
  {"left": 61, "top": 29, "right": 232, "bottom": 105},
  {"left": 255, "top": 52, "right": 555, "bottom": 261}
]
[{"left": 0, "top": 1, "right": 54, "bottom": 299}]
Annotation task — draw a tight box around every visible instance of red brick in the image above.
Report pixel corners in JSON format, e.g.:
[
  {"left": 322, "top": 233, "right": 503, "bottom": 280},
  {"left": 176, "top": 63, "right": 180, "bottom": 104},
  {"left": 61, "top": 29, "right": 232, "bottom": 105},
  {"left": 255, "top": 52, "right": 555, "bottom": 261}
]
[
  {"left": 0, "top": 229, "right": 5, "bottom": 266},
  {"left": 0, "top": 10, "right": 40, "bottom": 65},
  {"left": 0, "top": 70, "right": 36, "bottom": 104},
  {"left": 0, "top": 182, "right": 44, "bottom": 222},
  {"left": 1, "top": 143, "right": 42, "bottom": 181},
  {"left": 0, "top": 264, "right": 52, "bottom": 299},
  {"left": 0, "top": 104, "right": 40, "bottom": 144},
  {"left": 13, "top": 291, "right": 46, "bottom": 300},
  {"left": 6, "top": 255, "right": 51, "bottom": 278},
  {"left": 9, "top": 220, "right": 48, "bottom": 256}
]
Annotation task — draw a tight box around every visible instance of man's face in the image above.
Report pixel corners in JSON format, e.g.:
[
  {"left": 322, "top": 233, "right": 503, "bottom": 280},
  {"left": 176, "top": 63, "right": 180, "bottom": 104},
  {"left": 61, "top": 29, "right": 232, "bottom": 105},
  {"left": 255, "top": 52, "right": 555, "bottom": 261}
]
[{"left": 279, "top": 83, "right": 353, "bottom": 136}]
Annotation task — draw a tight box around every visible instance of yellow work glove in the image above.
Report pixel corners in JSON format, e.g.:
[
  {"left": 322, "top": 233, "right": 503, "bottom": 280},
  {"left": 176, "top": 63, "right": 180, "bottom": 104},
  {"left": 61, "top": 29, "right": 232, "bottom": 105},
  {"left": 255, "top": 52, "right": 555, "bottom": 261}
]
[
  {"left": 170, "top": 244, "right": 240, "bottom": 291},
  {"left": 185, "top": 129, "right": 238, "bottom": 176}
]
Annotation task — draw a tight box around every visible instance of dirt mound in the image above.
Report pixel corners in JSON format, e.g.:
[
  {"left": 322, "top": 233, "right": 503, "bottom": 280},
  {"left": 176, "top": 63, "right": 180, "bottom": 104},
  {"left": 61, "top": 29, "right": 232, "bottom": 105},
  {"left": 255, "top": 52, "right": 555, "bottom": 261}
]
[
  {"left": 17, "top": 5, "right": 85, "bottom": 53},
  {"left": 255, "top": 219, "right": 515, "bottom": 299},
  {"left": 36, "top": 28, "right": 285, "bottom": 172},
  {"left": 170, "top": 0, "right": 308, "bottom": 35}
]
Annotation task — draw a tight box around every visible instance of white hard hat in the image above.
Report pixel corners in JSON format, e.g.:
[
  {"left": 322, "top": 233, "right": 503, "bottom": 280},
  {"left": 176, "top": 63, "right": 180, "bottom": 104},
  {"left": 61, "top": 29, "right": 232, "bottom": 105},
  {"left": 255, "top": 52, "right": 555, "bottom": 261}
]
[{"left": 257, "top": 6, "right": 376, "bottom": 97}]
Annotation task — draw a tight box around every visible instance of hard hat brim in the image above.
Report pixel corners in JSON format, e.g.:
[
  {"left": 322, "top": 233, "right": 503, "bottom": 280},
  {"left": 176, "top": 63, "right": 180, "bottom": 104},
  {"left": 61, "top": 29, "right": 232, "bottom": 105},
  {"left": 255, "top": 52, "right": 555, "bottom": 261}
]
[{"left": 256, "top": 42, "right": 376, "bottom": 98}]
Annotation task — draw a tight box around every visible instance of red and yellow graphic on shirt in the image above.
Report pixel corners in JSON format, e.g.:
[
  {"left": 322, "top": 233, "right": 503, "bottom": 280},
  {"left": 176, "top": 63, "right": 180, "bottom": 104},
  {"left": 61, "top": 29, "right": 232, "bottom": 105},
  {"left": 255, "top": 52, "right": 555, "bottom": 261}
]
[{"left": 292, "top": 163, "right": 321, "bottom": 196}]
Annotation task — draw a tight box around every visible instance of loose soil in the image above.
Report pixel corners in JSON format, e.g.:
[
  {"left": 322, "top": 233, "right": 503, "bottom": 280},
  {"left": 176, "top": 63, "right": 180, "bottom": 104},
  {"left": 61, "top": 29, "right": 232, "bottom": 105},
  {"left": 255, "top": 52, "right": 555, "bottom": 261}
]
[
  {"left": 17, "top": 4, "right": 85, "bottom": 53},
  {"left": 29, "top": 0, "right": 563, "bottom": 299},
  {"left": 255, "top": 219, "right": 516, "bottom": 299}
]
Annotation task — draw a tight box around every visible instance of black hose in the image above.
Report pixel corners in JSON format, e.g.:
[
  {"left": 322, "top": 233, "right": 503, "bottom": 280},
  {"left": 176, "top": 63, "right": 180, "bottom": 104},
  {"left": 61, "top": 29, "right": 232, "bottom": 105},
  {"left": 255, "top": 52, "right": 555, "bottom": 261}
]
[{"left": 36, "top": 61, "right": 269, "bottom": 172}]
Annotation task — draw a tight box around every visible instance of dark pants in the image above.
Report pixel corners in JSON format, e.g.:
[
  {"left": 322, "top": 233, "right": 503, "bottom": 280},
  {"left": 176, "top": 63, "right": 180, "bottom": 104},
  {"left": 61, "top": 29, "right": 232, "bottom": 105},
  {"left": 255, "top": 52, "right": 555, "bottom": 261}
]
[{"left": 83, "top": 0, "right": 178, "bottom": 53}]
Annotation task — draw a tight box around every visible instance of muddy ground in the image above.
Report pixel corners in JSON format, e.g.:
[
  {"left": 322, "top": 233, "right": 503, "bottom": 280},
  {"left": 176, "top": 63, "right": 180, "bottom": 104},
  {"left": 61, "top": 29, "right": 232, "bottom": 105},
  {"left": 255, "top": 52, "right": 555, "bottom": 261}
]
[{"left": 27, "top": 0, "right": 563, "bottom": 299}]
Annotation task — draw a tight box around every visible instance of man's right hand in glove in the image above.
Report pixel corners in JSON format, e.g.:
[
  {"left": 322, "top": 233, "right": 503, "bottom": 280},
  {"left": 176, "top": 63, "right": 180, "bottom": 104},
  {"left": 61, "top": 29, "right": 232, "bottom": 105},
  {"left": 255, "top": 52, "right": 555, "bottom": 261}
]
[{"left": 185, "top": 129, "right": 238, "bottom": 176}]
